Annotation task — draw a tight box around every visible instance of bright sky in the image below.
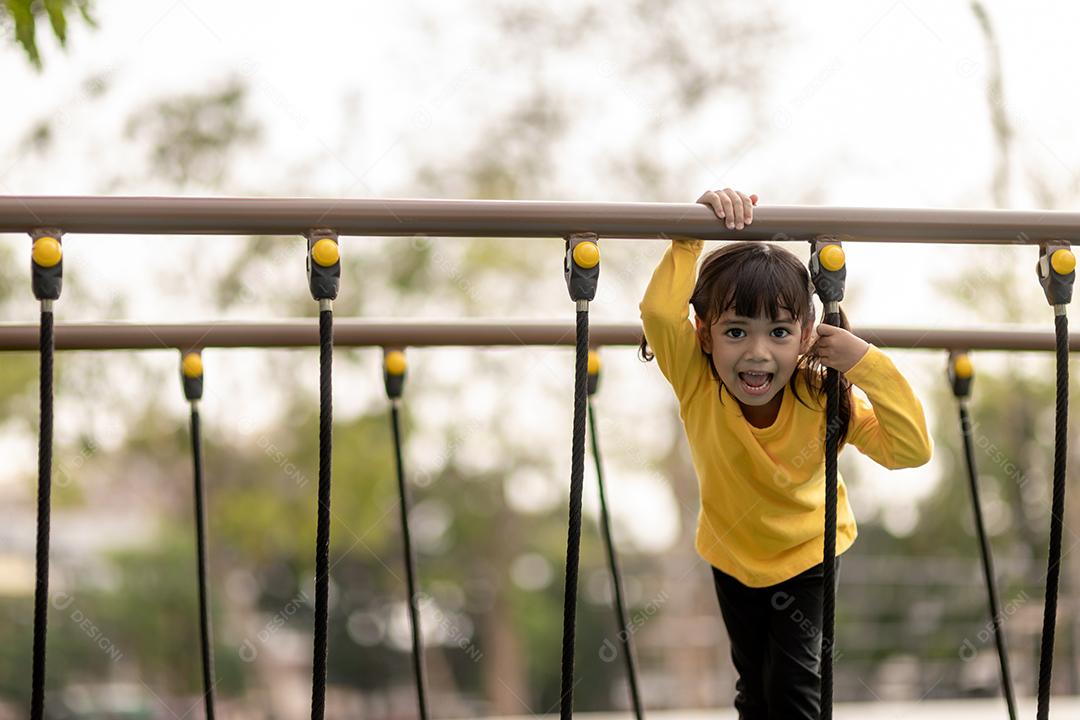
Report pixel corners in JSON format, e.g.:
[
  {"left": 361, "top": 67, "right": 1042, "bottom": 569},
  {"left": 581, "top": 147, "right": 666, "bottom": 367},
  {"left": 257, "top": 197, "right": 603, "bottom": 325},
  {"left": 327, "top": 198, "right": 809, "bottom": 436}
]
[{"left": 1, "top": 1, "right": 1076, "bottom": 548}]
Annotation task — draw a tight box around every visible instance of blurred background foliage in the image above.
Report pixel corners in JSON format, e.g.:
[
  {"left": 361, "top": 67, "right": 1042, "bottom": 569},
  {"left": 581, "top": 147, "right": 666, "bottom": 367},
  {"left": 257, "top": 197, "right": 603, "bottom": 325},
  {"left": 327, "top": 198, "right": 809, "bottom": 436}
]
[{"left": 3, "top": 1, "right": 1080, "bottom": 718}]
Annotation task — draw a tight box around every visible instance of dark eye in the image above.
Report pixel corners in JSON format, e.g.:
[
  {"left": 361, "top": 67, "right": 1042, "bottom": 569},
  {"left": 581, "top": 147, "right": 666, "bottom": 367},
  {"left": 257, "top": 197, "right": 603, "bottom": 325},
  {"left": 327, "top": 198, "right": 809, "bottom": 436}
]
[
  {"left": 772, "top": 328, "right": 792, "bottom": 338},
  {"left": 725, "top": 328, "right": 745, "bottom": 339}
]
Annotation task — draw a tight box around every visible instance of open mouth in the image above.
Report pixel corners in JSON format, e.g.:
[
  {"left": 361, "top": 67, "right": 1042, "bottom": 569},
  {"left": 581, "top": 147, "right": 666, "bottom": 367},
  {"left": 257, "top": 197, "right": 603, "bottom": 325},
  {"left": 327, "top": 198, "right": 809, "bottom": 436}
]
[{"left": 738, "top": 372, "right": 773, "bottom": 396}]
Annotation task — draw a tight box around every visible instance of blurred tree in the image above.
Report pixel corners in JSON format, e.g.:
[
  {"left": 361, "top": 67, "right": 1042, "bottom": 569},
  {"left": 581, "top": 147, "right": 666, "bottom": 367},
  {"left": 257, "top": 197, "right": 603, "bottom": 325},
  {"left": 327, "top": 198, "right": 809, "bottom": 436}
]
[
  {"left": 828, "top": 3, "right": 1080, "bottom": 701},
  {"left": 124, "top": 78, "right": 261, "bottom": 189},
  {"left": 1, "top": 2, "right": 786, "bottom": 717}
]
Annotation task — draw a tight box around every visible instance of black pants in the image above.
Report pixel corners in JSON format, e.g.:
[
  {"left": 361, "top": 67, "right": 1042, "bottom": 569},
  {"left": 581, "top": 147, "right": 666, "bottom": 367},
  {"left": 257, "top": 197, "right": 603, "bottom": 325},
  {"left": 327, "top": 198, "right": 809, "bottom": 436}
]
[{"left": 711, "top": 559, "right": 841, "bottom": 720}]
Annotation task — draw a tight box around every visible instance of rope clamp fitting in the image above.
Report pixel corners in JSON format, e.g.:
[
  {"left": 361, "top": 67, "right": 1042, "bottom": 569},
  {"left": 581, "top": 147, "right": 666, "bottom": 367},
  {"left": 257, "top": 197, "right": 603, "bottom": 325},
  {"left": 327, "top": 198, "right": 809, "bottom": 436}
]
[
  {"left": 1037, "top": 242, "right": 1075, "bottom": 307},
  {"left": 383, "top": 347, "right": 407, "bottom": 400},
  {"left": 181, "top": 350, "right": 204, "bottom": 402},
  {"left": 809, "top": 237, "right": 846, "bottom": 305},
  {"left": 565, "top": 232, "right": 600, "bottom": 303},
  {"left": 587, "top": 349, "right": 601, "bottom": 397},
  {"left": 306, "top": 229, "right": 341, "bottom": 302},
  {"left": 30, "top": 228, "right": 64, "bottom": 302},
  {"left": 946, "top": 349, "right": 973, "bottom": 399}
]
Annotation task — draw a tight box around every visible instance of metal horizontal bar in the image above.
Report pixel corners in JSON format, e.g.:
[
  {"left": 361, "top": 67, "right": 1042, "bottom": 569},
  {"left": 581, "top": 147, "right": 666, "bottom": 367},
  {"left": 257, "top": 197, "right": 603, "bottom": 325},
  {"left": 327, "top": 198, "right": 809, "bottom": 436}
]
[
  {"left": 0, "top": 320, "right": 1073, "bottom": 352},
  {"left": 2, "top": 195, "right": 1080, "bottom": 243}
]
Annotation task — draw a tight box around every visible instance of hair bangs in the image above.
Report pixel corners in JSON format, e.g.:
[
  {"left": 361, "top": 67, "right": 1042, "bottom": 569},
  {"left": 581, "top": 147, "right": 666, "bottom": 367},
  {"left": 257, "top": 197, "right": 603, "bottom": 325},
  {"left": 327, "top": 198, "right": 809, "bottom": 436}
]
[{"left": 708, "top": 250, "right": 810, "bottom": 327}]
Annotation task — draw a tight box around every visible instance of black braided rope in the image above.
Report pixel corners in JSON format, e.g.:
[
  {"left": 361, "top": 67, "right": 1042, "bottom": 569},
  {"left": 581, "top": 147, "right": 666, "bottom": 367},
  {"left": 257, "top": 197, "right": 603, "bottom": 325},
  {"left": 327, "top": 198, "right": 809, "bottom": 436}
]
[
  {"left": 311, "top": 308, "right": 334, "bottom": 720},
  {"left": 390, "top": 401, "right": 430, "bottom": 720},
  {"left": 30, "top": 308, "right": 53, "bottom": 720},
  {"left": 588, "top": 398, "right": 645, "bottom": 720},
  {"left": 958, "top": 402, "right": 1017, "bottom": 720},
  {"left": 559, "top": 308, "right": 590, "bottom": 720},
  {"left": 190, "top": 406, "right": 217, "bottom": 720},
  {"left": 1036, "top": 311, "right": 1069, "bottom": 720},
  {"left": 820, "top": 310, "right": 840, "bottom": 720}
]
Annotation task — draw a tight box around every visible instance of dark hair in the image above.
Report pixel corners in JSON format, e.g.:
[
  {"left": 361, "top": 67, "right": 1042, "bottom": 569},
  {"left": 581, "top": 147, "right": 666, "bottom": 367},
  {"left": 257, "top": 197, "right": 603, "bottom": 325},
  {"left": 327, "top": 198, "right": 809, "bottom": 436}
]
[{"left": 640, "top": 241, "right": 854, "bottom": 445}]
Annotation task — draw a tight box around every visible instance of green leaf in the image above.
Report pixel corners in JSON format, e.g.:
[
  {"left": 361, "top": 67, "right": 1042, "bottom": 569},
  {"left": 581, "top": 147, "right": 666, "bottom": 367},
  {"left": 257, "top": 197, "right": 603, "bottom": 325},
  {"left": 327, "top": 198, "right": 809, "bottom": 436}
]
[
  {"left": 43, "top": 0, "right": 68, "bottom": 46},
  {"left": 77, "top": 0, "right": 96, "bottom": 27},
  {"left": 5, "top": 0, "right": 41, "bottom": 69}
]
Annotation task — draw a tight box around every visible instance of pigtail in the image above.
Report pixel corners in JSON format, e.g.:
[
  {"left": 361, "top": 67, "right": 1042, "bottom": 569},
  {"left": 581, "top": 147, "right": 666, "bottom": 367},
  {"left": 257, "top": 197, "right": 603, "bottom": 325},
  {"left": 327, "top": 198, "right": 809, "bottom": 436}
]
[
  {"left": 793, "top": 306, "right": 855, "bottom": 447},
  {"left": 638, "top": 334, "right": 655, "bottom": 362}
]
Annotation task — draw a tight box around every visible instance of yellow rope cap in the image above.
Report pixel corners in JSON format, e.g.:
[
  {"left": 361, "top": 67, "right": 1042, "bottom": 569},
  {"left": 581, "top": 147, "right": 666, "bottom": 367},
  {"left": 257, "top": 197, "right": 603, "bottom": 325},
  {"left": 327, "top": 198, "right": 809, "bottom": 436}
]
[
  {"left": 819, "top": 244, "right": 845, "bottom": 272},
  {"left": 182, "top": 352, "right": 204, "bottom": 378},
  {"left": 311, "top": 238, "right": 340, "bottom": 267},
  {"left": 573, "top": 241, "right": 600, "bottom": 269},
  {"left": 385, "top": 350, "right": 407, "bottom": 376},
  {"left": 952, "top": 353, "right": 973, "bottom": 379},
  {"left": 588, "top": 350, "right": 601, "bottom": 375},
  {"left": 1051, "top": 248, "right": 1076, "bottom": 275},
  {"left": 32, "top": 236, "right": 62, "bottom": 268}
]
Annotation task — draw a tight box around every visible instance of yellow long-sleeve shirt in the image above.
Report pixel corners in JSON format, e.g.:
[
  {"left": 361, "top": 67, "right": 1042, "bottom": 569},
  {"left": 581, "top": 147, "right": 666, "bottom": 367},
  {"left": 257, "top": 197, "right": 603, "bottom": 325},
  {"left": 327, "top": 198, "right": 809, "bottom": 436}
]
[{"left": 640, "top": 238, "right": 933, "bottom": 587}]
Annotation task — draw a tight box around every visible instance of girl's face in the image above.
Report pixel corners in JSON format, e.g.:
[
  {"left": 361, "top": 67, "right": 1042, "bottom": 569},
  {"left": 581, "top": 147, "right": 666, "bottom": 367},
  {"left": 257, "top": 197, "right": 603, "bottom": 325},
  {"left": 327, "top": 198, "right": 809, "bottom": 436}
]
[{"left": 696, "top": 307, "right": 814, "bottom": 408}]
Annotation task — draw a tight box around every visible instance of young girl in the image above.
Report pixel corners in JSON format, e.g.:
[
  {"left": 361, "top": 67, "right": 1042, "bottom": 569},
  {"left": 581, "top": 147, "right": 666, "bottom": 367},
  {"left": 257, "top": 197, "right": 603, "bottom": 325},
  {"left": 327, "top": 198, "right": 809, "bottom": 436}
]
[{"left": 639, "top": 188, "right": 933, "bottom": 719}]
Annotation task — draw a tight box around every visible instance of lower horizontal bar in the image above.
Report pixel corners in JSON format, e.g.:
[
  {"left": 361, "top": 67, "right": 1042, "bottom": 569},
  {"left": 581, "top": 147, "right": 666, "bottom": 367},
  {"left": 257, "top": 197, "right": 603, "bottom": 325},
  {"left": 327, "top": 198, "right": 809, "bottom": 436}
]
[{"left": 0, "top": 320, "right": 1072, "bottom": 352}]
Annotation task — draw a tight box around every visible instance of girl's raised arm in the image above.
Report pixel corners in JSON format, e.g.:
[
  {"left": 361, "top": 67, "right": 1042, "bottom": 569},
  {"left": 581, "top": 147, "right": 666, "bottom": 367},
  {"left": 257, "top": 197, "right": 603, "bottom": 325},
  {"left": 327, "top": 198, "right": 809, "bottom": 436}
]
[
  {"left": 640, "top": 238, "right": 713, "bottom": 408},
  {"left": 843, "top": 346, "right": 934, "bottom": 469},
  {"left": 639, "top": 189, "right": 756, "bottom": 408}
]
